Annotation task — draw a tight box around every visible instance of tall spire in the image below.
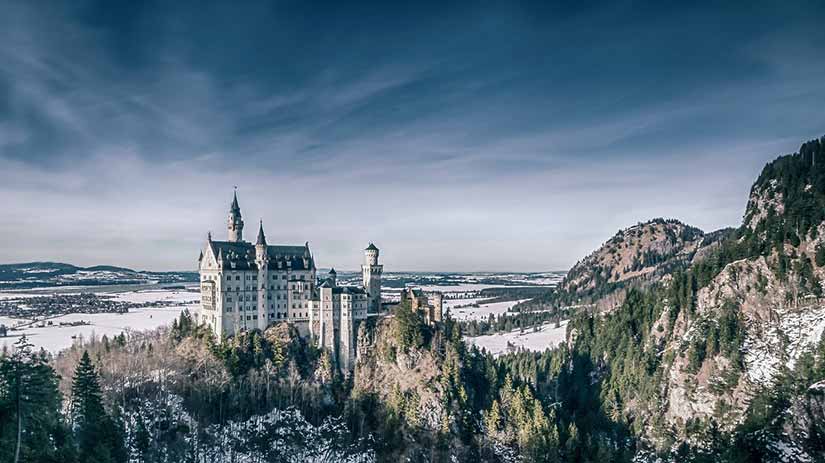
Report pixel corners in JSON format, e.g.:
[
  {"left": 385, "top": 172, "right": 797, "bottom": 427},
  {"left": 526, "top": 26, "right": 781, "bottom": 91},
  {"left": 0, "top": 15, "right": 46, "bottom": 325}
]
[
  {"left": 256, "top": 220, "right": 267, "bottom": 246},
  {"left": 231, "top": 188, "right": 240, "bottom": 213},
  {"left": 228, "top": 188, "right": 244, "bottom": 242}
]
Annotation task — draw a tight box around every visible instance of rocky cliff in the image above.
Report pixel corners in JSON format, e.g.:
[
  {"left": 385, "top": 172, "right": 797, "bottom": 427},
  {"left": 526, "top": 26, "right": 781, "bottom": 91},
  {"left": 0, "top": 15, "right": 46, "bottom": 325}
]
[{"left": 566, "top": 137, "right": 825, "bottom": 460}]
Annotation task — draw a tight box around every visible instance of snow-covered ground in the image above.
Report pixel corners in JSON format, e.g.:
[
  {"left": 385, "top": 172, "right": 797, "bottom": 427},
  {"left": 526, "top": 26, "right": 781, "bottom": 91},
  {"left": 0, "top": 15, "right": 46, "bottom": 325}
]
[
  {"left": 743, "top": 305, "right": 825, "bottom": 385},
  {"left": 443, "top": 297, "right": 491, "bottom": 310},
  {"left": 0, "top": 292, "right": 39, "bottom": 300},
  {"left": 410, "top": 284, "right": 514, "bottom": 293},
  {"left": 465, "top": 320, "right": 569, "bottom": 356},
  {"left": 0, "top": 288, "right": 198, "bottom": 353},
  {"left": 1, "top": 308, "right": 184, "bottom": 352},
  {"left": 447, "top": 299, "right": 530, "bottom": 321},
  {"left": 108, "top": 288, "right": 199, "bottom": 304}
]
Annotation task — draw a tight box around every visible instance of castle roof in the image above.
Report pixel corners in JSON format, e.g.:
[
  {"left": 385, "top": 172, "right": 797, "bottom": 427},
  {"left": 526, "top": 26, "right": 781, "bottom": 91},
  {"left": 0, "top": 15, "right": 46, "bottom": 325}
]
[
  {"left": 365, "top": 243, "right": 378, "bottom": 251},
  {"left": 256, "top": 221, "right": 267, "bottom": 246},
  {"left": 209, "top": 240, "right": 314, "bottom": 271},
  {"left": 230, "top": 191, "right": 241, "bottom": 214}
]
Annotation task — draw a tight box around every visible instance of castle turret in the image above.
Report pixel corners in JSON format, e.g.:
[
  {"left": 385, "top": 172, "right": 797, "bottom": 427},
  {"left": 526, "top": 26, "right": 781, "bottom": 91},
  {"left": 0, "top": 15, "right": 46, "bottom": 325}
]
[
  {"left": 362, "top": 243, "right": 383, "bottom": 313},
  {"left": 328, "top": 268, "right": 337, "bottom": 287},
  {"left": 255, "top": 220, "right": 267, "bottom": 260},
  {"left": 228, "top": 190, "right": 244, "bottom": 242},
  {"left": 255, "top": 220, "right": 269, "bottom": 330}
]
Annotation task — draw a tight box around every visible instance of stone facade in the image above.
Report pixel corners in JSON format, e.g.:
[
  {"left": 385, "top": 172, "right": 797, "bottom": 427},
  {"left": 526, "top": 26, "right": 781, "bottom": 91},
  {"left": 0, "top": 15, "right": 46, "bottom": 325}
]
[
  {"left": 400, "top": 287, "right": 444, "bottom": 325},
  {"left": 196, "top": 192, "right": 381, "bottom": 371},
  {"left": 362, "top": 243, "right": 383, "bottom": 313}
]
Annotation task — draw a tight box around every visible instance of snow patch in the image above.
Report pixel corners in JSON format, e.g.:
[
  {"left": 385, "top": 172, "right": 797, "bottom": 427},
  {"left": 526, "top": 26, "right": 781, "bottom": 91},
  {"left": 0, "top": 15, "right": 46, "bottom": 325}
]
[{"left": 465, "top": 320, "right": 568, "bottom": 356}]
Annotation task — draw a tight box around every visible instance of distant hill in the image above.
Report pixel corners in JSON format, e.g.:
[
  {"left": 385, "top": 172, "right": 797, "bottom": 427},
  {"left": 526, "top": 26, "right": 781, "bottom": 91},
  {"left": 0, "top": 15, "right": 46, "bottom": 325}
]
[
  {"left": 0, "top": 261, "right": 198, "bottom": 290},
  {"left": 553, "top": 218, "right": 733, "bottom": 310}
]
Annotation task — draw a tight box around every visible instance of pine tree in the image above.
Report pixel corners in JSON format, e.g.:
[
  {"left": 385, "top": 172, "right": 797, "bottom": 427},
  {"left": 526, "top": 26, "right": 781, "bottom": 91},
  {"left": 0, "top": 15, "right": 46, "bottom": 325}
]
[
  {"left": 70, "top": 350, "right": 126, "bottom": 463},
  {"left": 132, "top": 415, "right": 151, "bottom": 463},
  {"left": 484, "top": 399, "right": 501, "bottom": 435},
  {"left": 0, "top": 335, "right": 75, "bottom": 463}
]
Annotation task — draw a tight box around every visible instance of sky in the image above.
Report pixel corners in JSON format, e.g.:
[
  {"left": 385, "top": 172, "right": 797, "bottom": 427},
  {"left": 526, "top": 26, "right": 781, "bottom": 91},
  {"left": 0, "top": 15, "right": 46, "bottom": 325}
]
[{"left": 1, "top": 0, "right": 824, "bottom": 272}]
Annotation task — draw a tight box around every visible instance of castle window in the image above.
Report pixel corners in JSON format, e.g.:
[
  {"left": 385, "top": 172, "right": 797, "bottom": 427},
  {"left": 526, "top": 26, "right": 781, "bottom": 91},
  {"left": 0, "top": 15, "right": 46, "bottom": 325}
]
[
  {"left": 246, "top": 316, "right": 251, "bottom": 321},
  {"left": 236, "top": 275, "right": 240, "bottom": 281},
  {"left": 253, "top": 315, "right": 258, "bottom": 320}
]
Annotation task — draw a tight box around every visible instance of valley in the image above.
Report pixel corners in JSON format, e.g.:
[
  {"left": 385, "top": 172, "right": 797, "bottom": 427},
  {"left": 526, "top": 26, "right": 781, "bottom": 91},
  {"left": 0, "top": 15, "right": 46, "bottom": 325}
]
[{"left": 0, "top": 270, "right": 565, "bottom": 354}]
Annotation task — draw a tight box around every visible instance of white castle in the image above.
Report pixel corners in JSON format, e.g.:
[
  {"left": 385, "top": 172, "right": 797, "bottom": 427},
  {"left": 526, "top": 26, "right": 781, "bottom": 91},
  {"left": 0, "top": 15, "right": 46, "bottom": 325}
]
[{"left": 196, "top": 191, "right": 383, "bottom": 370}]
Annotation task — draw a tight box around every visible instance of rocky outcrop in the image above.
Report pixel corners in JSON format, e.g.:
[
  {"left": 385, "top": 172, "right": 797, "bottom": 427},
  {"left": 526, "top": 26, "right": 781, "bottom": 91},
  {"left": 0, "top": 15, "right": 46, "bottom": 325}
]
[
  {"left": 783, "top": 381, "right": 825, "bottom": 453},
  {"left": 354, "top": 318, "right": 449, "bottom": 432},
  {"left": 351, "top": 316, "right": 472, "bottom": 461}
]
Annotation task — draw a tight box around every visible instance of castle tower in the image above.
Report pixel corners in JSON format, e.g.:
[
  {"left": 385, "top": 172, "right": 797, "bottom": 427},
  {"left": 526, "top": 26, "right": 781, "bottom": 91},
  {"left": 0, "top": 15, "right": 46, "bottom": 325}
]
[
  {"left": 328, "top": 268, "right": 337, "bottom": 287},
  {"left": 339, "top": 289, "right": 354, "bottom": 373},
  {"left": 430, "top": 292, "right": 444, "bottom": 323},
  {"left": 362, "top": 243, "right": 383, "bottom": 313},
  {"left": 255, "top": 220, "right": 269, "bottom": 330},
  {"left": 228, "top": 190, "right": 244, "bottom": 242}
]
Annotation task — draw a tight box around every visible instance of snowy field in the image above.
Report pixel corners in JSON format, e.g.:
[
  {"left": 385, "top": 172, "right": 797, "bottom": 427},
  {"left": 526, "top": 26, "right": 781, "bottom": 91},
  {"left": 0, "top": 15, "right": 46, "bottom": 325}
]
[
  {"left": 0, "top": 292, "right": 39, "bottom": 300},
  {"left": 465, "top": 320, "right": 569, "bottom": 357},
  {"left": 0, "top": 288, "right": 198, "bottom": 353},
  {"left": 447, "top": 299, "right": 531, "bottom": 321},
  {"left": 443, "top": 297, "right": 491, "bottom": 310},
  {"left": 411, "top": 283, "right": 513, "bottom": 293},
  {"left": 108, "top": 288, "right": 200, "bottom": 304}
]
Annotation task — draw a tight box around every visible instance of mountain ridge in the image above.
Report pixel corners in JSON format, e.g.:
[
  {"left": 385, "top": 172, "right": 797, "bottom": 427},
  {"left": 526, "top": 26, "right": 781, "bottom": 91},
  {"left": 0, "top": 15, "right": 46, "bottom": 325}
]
[{"left": 0, "top": 261, "right": 198, "bottom": 290}]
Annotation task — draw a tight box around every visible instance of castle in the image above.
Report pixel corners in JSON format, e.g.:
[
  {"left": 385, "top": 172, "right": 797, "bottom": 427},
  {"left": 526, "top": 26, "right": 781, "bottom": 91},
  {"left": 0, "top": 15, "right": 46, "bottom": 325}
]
[
  {"left": 400, "top": 287, "right": 444, "bottom": 325},
  {"left": 196, "top": 192, "right": 383, "bottom": 370}
]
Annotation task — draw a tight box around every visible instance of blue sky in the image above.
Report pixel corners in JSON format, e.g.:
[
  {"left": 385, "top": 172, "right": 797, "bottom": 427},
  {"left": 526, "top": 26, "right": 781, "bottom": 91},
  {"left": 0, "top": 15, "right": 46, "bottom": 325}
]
[{"left": 1, "top": 0, "right": 824, "bottom": 271}]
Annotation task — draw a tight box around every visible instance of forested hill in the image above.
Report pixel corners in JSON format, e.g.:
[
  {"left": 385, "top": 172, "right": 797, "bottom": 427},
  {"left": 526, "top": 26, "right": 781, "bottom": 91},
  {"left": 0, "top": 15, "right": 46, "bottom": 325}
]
[
  {"left": 744, "top": 137, "right": 825, "bottom": 245},
  {"left": 554, "top": 218, "right": 731, "bottom": 310},
  {"left": 563, "top": 136, "right": 825, "bottom": 461}
]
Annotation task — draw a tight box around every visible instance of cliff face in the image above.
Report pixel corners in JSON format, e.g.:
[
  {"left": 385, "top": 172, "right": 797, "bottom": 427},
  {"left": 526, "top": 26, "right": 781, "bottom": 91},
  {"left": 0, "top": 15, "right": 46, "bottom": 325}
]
[
  {"left": 563, "top": 137, "right": 825, "bottom": 459},
  {"left": 659, "top": 256, "right": 825, "bottom": 434},
  {"left": 354, "top": 317, "right": 450, "bottom": 432},
  {"left": 351, "top": 314, "right": 475, "bottom": 461},
  {"left": 640, "top": 138, "right": 825, "bottom": 455}
]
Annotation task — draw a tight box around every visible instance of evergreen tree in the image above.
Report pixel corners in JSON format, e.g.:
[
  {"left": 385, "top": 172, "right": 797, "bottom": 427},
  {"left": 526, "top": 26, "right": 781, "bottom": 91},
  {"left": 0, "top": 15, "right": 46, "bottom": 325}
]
[
  {"left": 70, "top": 350, "right": 126, "bottom": 463},
  {"left": 0, "top": 335, "right": 75, "bottom": 463}
]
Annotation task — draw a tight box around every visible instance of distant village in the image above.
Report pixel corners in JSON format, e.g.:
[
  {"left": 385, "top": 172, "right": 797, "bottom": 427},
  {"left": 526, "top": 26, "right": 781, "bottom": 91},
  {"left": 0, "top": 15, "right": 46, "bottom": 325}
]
[{"left": 0, "top": 293, "right": 193, "bottom": 336}]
